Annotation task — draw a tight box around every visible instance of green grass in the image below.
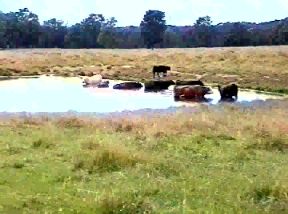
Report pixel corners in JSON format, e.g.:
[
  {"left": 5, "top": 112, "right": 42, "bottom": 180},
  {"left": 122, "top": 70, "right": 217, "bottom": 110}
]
[{"left": 0, "top": 102, "right": 288, "bottom": 213}]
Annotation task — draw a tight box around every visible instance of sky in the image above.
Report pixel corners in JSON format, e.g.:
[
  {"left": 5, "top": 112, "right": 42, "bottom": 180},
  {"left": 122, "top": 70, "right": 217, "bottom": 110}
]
[{"left": 0, "top": 0, "right": 288, "bottom": 26}]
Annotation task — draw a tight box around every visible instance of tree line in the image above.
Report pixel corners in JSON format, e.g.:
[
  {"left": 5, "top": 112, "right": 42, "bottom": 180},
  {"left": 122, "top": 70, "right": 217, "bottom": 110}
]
[{"left": 0, "top": 8, "right": 288, "bottom": 49}]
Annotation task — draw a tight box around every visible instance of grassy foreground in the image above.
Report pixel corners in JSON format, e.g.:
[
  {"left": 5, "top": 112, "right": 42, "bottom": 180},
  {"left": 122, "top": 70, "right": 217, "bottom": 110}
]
[
  {"left": 0, "top": 102, "right": 287, "bottom": 213},
  {"left": 0, "top": 46, "right": 288, "bottom": 93}
]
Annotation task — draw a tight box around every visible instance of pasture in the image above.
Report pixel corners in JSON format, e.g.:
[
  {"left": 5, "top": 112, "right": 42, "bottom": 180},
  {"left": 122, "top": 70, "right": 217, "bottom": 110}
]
[
  {"left": 0, "top": 47, "right": 287, "bottom": 213},
  {"left": 0, "top": 103, "right": 288, "bottom": 213}
]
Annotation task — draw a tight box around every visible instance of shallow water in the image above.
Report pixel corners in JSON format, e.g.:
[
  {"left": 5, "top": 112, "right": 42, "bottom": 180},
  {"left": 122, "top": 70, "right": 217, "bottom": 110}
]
[{"left": 0, "top": 76, "right": 284, "bottom": 113}]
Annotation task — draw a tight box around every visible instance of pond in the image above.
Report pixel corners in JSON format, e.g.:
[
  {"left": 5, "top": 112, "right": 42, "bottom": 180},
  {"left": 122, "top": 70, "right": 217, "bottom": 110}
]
[{"left": 0, "top": 76, "right": 284, "bottom": 113}]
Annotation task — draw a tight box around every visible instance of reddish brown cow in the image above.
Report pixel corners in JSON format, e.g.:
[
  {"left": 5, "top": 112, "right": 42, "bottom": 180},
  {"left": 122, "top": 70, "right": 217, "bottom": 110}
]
[{"left": 174, "top": 85, "right": 213, "bottom": 99}]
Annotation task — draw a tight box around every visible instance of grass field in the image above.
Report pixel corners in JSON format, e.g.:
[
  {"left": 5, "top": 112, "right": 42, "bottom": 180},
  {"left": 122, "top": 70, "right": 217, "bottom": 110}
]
[
  {"left": 0, "top": 47, "right": 288, "bottom": 213},
  {"left": 0, "top": 46, "right": 288, "bottom": 93},
  {"left": 0, "top": 101, "right": 288, "bottom": 213}
]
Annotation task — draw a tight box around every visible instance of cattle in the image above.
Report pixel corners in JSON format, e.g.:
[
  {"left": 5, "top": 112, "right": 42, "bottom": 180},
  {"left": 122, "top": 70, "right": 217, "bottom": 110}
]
[
  {"left": 82, "top": 74, "right": 103, "bottom": 86},
  {"left": 218, "top": 83, "right": 238, "bottom": 101},
  {"left": 152, "top": 65, "right": 171, "bottom": 79},
  {"left": 144, "top": 80, "right": 175, "bottom": 92},
  {"left": 113, "top": 82, "right": 143, "bottom": 90},
  {"left": 174, "top": 85, "right": 213, "bottom": 100},
  {"left": 97, "top": 80, "right": 109, "bottom": 88},
  {"left": 175, "top": 80, "right": 204, "bottom": 86}
]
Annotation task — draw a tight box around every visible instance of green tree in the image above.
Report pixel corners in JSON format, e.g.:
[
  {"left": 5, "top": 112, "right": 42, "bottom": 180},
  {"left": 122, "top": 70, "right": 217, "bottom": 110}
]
[
  {"left": 97, "top": 17, "right": 118, "bottom": 48},
  {"left": 80, "top": 14, "right": 105, "bottom": 48},
  {"left": 0, "top": 11, "right": 7, "bottom": 48},
  {"left": 40, "top": 18, "right": 67, "bottom": 48},
  {"left": 224, "top": 23, "right": 251, "bottom": 46},
  {"left": 194, "top": 16, "right": 213, "bottom": 47},
  {"left": 65, "top": 23, "right": 82, "bottom": 48},
  {"left": 65, "top": 14, "right": 105, "bottom": 48},
  {"left": 163, "top": 29, "right": 185, "bottom": 48},
  {"left": 140, "top": 10, "right": 167, "bottom": 49},
  {"left": 273, "top": 21, "right": 288, "bottom": 45},
  {"left": 113, "top": 27, "right": 144, "bottom": 48},
  {"left": 126, "top": 28, "right": 144, "bottom": 48},
  {"left": 5, "top": 8, "right": 40, "bottom": 48},
  {"left": 250, "top": 30, "right": 272, "bottom": 46}
]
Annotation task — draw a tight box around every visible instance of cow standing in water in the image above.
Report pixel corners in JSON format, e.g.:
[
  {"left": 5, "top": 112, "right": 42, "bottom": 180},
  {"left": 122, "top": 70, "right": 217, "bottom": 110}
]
[
  {"left": 218, "top": 83, "right": 238, "bottom": 101},
  {"left": 152, "top": 65, "right": 171, "bottom": 79},
  {"left": 174, "top": 85, "right": 213, "bottom": 100}
]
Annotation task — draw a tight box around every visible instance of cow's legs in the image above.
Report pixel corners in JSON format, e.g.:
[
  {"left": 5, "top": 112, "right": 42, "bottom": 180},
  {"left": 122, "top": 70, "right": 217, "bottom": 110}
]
[{"left": 158, "top": 72, "right": 161, "bottom": 79}]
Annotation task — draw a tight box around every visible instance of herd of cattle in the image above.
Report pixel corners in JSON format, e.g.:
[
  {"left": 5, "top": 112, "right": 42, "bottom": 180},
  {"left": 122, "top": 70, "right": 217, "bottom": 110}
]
[{"left": 82, "top": 65, "right": 238, "bottom": 102}]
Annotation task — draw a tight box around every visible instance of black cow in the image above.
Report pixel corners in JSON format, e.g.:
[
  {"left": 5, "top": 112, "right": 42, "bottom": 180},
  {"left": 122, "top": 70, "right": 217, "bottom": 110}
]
[
  {"left": 144, "top": 80, "right": 175, "bottom": 92},
  {"left": 97, "top": 80, "right": 109, "bottom": 88},
  {"left": 152, "top": 65, "right": 171, "bottom": 79},
  {"left": 113, "top": 82, "right": 143, "bottom": 90},
  {"left": 218, "top": 83, "right": 238, "bottom": 101}
]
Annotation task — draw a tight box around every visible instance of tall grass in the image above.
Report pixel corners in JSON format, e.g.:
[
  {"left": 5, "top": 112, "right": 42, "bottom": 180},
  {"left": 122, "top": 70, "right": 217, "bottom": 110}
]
[{"left": 0, "top": 101, "right": 287, "bottom": 213}]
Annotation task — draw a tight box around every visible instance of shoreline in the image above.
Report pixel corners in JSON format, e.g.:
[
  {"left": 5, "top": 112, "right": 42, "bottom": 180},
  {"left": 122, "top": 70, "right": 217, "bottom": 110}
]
[
  {"left": 1, "top": 74, "right": 287, "bottom": 96},
  {"left": 1, "top": 47, "right": 288, "bottom": 94},
  {"left": 0, "top": 99, "right": 286, "bottom": 120}
]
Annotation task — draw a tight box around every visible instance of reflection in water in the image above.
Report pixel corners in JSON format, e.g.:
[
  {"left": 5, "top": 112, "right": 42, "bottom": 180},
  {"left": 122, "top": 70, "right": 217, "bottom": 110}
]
[
  {"left": 0, "top": 76, "right": 283, "bottom": 113},
  {"left": 174, "top": 96, "right": 213, "bottom": 103},
  {"left": 218, "top": 97, "right": 237, "bottom": 103}
]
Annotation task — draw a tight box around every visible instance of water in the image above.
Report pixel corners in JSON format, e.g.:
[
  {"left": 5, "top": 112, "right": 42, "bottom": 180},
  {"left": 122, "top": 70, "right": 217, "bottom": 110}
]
[{"left": 0, "top": 76, "right": 283, "bottom": 113}]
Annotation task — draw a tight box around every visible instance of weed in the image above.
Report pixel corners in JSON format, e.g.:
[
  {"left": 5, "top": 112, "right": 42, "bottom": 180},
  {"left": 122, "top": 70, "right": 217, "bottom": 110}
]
[
  {"left": 12, "top": 162, "right": 25, "bottom": 169},
  {"left": 251, "top": 183, "right": 288, "bottom": 205},
  {"left": 31, "top": 138, "right": 54, "bottom": 149},
  {"left": 73, "top": 145, "right": 147, "bottom": 173},
  {"left": 98, "top": 195, "right": 154, "bottom": 214}
]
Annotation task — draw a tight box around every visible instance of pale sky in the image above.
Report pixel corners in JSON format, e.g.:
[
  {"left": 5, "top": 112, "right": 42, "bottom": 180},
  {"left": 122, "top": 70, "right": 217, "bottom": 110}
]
[{"left": 0, "top": 0, "right": 288, "bottom": 26}]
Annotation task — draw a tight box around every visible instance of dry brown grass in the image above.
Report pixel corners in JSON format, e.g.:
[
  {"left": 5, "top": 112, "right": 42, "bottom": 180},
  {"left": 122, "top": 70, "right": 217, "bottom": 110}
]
[
  {"left": 58, "top": 102, "right": 288, "bottom": 140},
  {"left": 8, "top": 100, "right": 287, "bottom": 151},
  {"left": 0, "top": 46, "right": 288, "bottom": 93}
]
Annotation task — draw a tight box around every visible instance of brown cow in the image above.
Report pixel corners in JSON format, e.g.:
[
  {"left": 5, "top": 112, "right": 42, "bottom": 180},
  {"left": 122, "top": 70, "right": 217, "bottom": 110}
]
[{"left": 174, "top": 85, "right": 213, "bottom": 100}]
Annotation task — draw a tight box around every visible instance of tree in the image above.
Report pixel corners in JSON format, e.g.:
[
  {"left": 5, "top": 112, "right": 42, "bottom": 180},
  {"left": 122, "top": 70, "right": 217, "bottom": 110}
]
[
  {"left": 80, "top": 14, "right": 105, "bottom": 48},
  {"left": 98, "top": 17, "right": 118, "bottom": 48},
  {"left": 163, "top": 29, "right": 185, "bottom": 48},
  {"left": 194, "top": 16, "right": 214, "bottom": 47},
  {"left": 272, "top": 20, "right": 288, "bottom": 45},
  {"left": 196, "top": 16, "right": 212, "bottom": 27},
  {"left": 65, "top": 23, "right": 82, "bottom": 48},
  {"left": 250, "top": 30, "right": 272, "bottom": 46},
  {"left": 224, "top": 23, "right": 251, "bottom": 46},
  {"left": 0, "top": 12, "right": 7, "bottom": 48},
  {"left": 112, "top": 26, "right": 144, "bottom": 48},
  {"left": 40, "top": 18, "right": 67, "bottom": 48},
  {"left": 65, "top": 14, "right": 105, "bottom": 48},
  {"left": 4, "top": 8, "right": 40, "bottom": 48},
  {"left": 140, "top": 10, "right": 167, "bottom": 49},
  {"left": 2, "top": 7, "right": 288, "bottom": 49},
  {"left": 24, "top": 11, "right": 40, "bottom": 48}
]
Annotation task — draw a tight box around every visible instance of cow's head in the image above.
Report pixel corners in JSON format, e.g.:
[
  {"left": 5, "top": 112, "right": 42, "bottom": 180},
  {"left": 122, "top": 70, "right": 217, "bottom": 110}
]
[{"left": 163, "top": 66, "right": 171, "bottom": 76}]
